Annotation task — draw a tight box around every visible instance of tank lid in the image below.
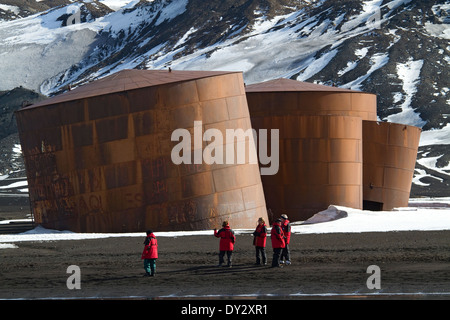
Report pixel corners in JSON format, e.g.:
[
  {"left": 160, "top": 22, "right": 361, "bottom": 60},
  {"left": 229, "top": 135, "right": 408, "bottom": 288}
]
[
  {"left": 245, "top": 78, "right": 367, "bottom": 93},
  {"left": 21, "top": 69, "right": 240, "bottom": 110}
]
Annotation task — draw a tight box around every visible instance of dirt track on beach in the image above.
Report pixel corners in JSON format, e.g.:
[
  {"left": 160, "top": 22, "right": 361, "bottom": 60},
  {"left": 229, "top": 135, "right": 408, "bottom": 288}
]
[{"left": 1, "top": 230, "right": 450, "bottom": 299}]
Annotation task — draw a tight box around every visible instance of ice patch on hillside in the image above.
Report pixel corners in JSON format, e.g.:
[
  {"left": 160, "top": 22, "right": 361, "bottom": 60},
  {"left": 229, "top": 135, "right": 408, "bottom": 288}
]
[
  {"left": 420, "top": 123, "right": 450, "bottom": 146},
  {"left": 342, "top": 53, "right": 389, "bottom": 90},
  {"left": 386, "top": 59, "right": 426, "bottom": 127}
]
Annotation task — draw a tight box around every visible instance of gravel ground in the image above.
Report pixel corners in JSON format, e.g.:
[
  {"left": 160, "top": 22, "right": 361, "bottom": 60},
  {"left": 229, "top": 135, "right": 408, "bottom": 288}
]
[{"left": 1, "top": 230, "right": 449, "bottom": 300}]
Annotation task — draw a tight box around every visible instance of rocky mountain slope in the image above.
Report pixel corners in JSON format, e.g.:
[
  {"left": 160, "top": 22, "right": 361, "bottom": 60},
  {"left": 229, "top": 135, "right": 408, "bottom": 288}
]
[
  {"left": 0, "top": 0, "right": 449, "bottom": 197},
  {"left": 0, "top": 87, "right": 45, "bottom": 177}
]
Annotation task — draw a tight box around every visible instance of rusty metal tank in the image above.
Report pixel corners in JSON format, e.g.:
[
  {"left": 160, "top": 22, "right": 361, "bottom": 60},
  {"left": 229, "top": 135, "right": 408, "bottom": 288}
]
[
  {"left": 246, "top": 78, "right": 421, "bottom": 221},
  {"left": 362, "top": 121, "right": 421, "bottom": 210},
  {"left": 246, "top": 78, "right": 377, "bottom": 222},
  {"left": 15, "top": 69, "right": 268, "bottom": 232}
]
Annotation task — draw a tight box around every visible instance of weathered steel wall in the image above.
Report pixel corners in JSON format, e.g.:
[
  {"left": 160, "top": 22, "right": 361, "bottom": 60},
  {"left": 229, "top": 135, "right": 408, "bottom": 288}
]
[
  {"left": 16, "top": 70, "right": 268, "bottom": 232},
  {"left": 251, "top": 114, "right": 363, "bottom": 222},
  {"left": 362, "top": 121, "right": 421, "bottom": 210},
  {"left": 246, "top": 79, "right": 377, "bottom": 222}
]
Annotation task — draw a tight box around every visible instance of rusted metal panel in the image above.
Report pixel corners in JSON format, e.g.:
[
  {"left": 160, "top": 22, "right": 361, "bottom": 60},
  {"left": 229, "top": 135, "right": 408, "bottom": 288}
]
[
  {"left": 16, "top": 70, "right": 268, "bottom": 232},
  {"left": 250, "top": 113, "right": 364, "bottom": 222},
  {"left": 363, "top": 121, "right": 421, "bottom": 210}
]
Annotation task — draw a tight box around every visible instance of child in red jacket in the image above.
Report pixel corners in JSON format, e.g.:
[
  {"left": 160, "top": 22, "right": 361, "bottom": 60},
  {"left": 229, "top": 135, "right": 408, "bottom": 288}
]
[
  {"left": 141, "top": 230, "right": 158, "bottom": 277},
  {"left": 214, "top": 221, "right": 235, "bottom": 267}
]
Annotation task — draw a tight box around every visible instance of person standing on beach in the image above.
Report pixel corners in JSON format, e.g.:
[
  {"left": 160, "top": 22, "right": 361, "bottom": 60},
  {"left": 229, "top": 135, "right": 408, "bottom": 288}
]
[
  {"left": 253, "top": 217, "right": 267, "bottom": 265},
  {"left": 214, "top": 221, "right": 236, "bottom": 267},
  {"left": 280, "top": 214, "right": 291, "bottom": 265},
  {"left": 270, "top": 218, "right": 285, "bottom": 268},
  {"left": 141, "top": 230, "right": 158, "bottom": 277}
]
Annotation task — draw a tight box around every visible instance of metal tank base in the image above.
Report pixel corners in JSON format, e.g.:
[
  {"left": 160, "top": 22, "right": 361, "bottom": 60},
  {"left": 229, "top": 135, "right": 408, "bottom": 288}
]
[{"left": 363, "top": 121, "right": 421, "bottom": 211}]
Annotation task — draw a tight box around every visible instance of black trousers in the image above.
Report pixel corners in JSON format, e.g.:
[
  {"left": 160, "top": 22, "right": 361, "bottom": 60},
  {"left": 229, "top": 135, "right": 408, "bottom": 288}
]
[
  {"left": 272, "top": 247, "right": 282, "bottom": 267},
  {"left": 281, "top": 244, "right": 290, "bottom": 262},
  {"left": 219, "top": 250, "right": 232, "bottom": 266},
  {"left": 255, "top": 246, "right": 266, "bottom": 265}
]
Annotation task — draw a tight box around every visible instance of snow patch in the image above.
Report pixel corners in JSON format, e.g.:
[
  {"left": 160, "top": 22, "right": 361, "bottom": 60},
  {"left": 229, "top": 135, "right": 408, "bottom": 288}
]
[
  {"left": 296, "top": 204, "right": 450, "bottom": 234},
  {"left": 413, "top": 168, "right": 433, "bottom": 186},
  {"left": 420, "top": 123, "right": 450, "bottom": 146},
  {"left": 425, "top": 22, "right": 450, "bottom": 40},
  {"left": 0, "top": 4, "right": 20, "bottom": 15},
  {"left": 342, "top": 52, "right": 389, "bottom": 90},
  {"left": 1, "top": 201, "right": 450, "bottom": 245},
  {"left": 155, "top": 0, "right": 187, "bottom": 26},
  {"left": 337, "top": 61, "right": 358, "bottom": 76},
  {"left": 0, "top": 243, "right": 18, "bottom": 249},
  {"left": 417, "top": 155, "right": 450, "bottom": 178},
  {"left": 385, "top": 59, "right": 426, "bottom": 127},
  {"left": 424, "top": 3, "right": 450, "bottom": 39},
  {"left": 0, "top": 180, "right": 28, "bottom": 190},
  {"left": 297, "top": 49, "right": 338, "bottom": 81},
  {"left": 174, "top": 26, "right": 198, "bottom": 49}
]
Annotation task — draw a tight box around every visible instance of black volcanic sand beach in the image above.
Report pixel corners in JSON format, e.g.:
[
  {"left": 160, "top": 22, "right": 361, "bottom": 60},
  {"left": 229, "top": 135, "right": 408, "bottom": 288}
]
[{"left": 1, "top": 228, "right": 450, "bottom": 300}]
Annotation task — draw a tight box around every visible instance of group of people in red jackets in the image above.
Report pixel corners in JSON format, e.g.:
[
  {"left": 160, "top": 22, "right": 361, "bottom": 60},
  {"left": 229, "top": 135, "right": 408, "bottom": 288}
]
[
  {"left": 140, "top": 214, "right": 292, "bottom": 276},
  {"left": 213, "top": 214, "right": 291, "bottom": 268},
  {"left": 269, "top": 214, "right": 291, "bottom": 267}
]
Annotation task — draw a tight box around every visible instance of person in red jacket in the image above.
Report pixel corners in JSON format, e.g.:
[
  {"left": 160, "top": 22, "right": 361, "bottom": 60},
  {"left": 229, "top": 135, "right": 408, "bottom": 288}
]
[
  {"left": 253, "top": 217, "right": 267, "bottom": 265},
  {"left": 214, "top": 221, "right": 236, "bottom": 267},
  {"left": 280, "top": 214, "right": 292, "bottom": 265},
  {"left": 141, "top": 230, "right": 158, "bottom": 277},
  {"left": 270, "top": 218, "right": 285, "bottom": 268}
]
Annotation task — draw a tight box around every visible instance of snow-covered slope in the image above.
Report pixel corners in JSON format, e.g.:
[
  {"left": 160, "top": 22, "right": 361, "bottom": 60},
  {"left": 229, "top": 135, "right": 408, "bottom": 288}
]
[
  {"left": 1, "top": 1, "right": 448, "bottom": 126},
  {"left": 0, "top": 0, "right": 449, "bottom": 196}
]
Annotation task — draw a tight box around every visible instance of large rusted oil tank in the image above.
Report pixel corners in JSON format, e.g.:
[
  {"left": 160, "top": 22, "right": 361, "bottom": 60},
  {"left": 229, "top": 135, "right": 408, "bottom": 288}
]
[
  {"left": 246, "top": 78, "right": 376, "bottom": 222},
  {"left": 15, "top": 69, "right": 268, "bottom": 232},
  {"left": 362, "top": 121, "right": 421, "bottom": 210}
]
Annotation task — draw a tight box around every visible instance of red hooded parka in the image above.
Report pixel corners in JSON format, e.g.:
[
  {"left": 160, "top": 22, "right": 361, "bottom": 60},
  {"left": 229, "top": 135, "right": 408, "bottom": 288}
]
[
  {"left": 214, "top": 225, "right": 235, "bottom": 251},
  {"left": 253, "top": 223, "right": 267, "bottom": 247},
  {"left": 270, "top": 221, "right": 285, "bottom": 249},
  {"left": 281, "top": 218, "right": 291, "bottom": 245},
  {"left": 141, "top": 233, "right": 158, "bottom": 259}
]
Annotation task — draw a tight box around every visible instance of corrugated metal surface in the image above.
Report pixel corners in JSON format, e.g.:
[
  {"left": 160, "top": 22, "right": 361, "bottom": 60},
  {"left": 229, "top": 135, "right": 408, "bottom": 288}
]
[
  {"left": 16, "top": 70, "right": 268, "bottom": 232},
  {"left": 252, "top": 114, "right": 363, "bottom": 222}
]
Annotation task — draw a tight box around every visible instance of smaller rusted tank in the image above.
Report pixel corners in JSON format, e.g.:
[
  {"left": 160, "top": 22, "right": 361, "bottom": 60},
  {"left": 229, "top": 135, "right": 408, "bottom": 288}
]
[{"left": 363, "top": 121, "right": 421, "bottom": 210}]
